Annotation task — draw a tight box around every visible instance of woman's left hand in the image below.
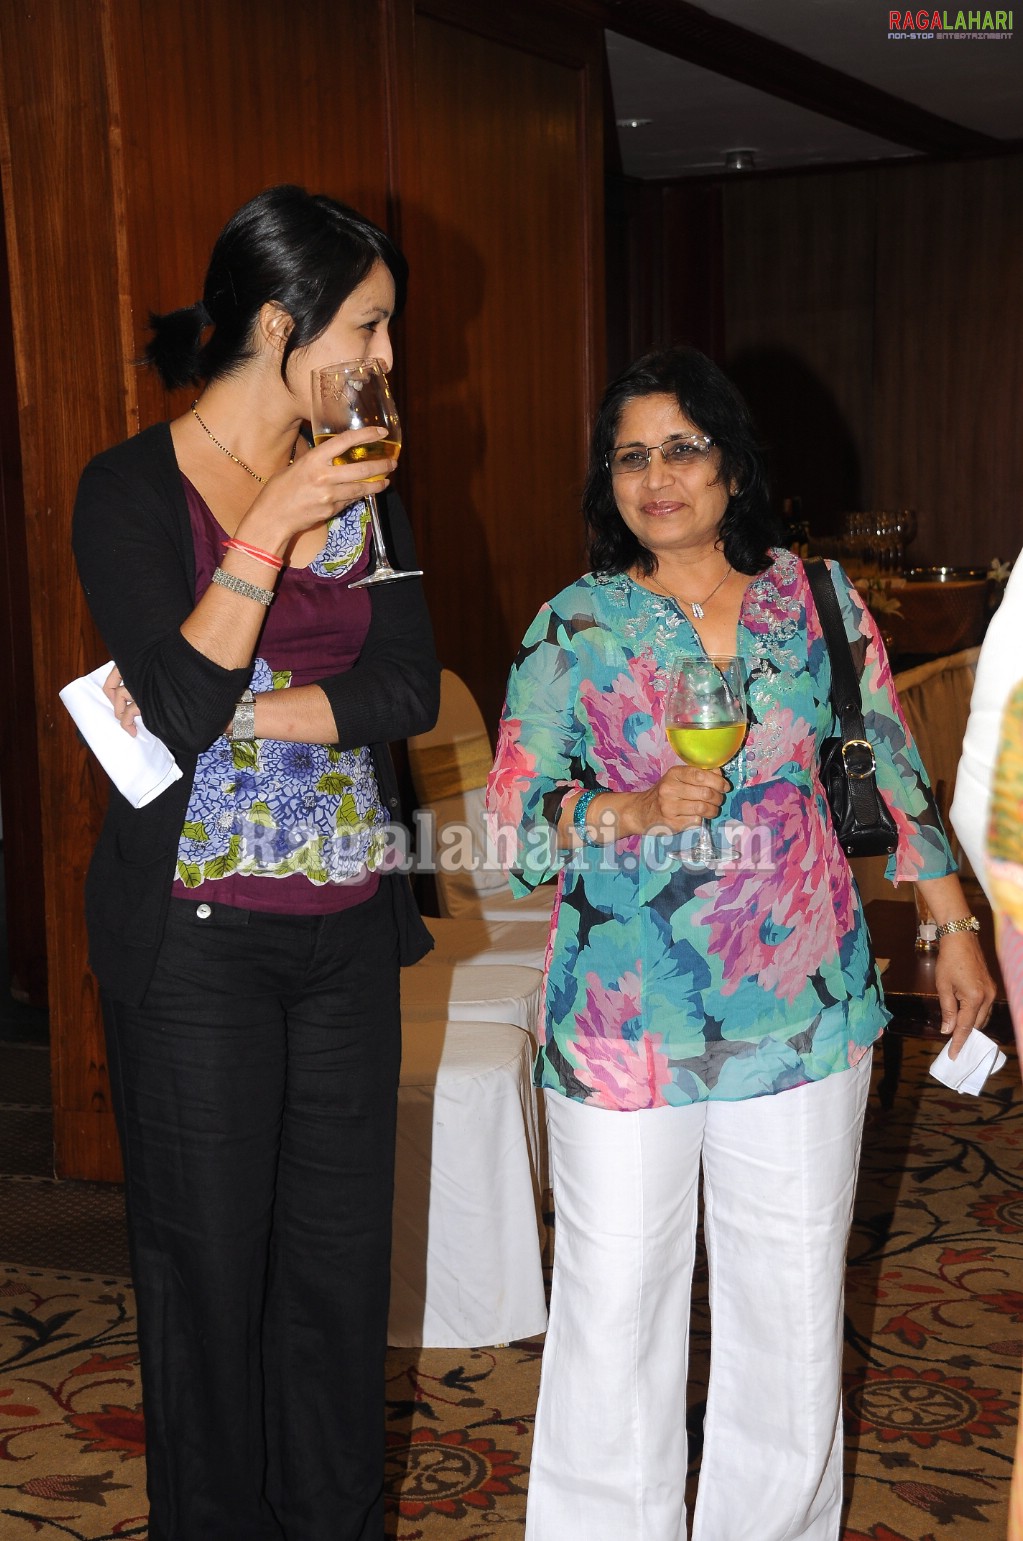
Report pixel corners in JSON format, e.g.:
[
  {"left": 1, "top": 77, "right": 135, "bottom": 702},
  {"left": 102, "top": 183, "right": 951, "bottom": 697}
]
[
  {"left": 934, "top": 932, "right": 997, "bottom": 1058},
  {"left": 102, "top": 663, "right": 141, "bottom": 737}
]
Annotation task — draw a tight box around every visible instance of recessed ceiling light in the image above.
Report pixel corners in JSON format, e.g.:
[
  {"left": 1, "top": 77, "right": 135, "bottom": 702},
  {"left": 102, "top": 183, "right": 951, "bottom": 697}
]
[
  {"left": 725, "top": 149, "right": 756, "bottom": 171},
  {"left": 616, "top": 117, "right": 652, "bottom": 129}
]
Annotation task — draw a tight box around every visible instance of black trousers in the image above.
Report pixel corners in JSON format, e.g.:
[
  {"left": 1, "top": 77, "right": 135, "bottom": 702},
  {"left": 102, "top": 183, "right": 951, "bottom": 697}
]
[{"left": 102, "top": 888, "right": 401, "bottom": 1541}]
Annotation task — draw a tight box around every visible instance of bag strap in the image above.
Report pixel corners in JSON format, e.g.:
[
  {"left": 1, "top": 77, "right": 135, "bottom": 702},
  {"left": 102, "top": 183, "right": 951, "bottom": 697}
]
[{"left": 805, "top": 558, "right": 867, "bottom": 741}]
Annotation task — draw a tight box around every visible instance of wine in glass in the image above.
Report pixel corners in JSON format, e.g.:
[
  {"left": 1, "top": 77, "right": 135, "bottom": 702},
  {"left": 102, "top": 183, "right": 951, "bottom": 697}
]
[
  {"left": 310, "top": 360, "right": 423, "bottom": 586},
  {"left": 666, "top": 655, "right": 748, "bottom": 865}
]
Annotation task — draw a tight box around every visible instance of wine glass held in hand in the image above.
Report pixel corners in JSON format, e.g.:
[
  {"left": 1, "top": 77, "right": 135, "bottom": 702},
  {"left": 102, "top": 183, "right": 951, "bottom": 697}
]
[
  {"left": 310, "top": 360, "right": 423, "bottom": 586},
  {"left": 666, "top": 655, "right": 748, "bottom": 865}
]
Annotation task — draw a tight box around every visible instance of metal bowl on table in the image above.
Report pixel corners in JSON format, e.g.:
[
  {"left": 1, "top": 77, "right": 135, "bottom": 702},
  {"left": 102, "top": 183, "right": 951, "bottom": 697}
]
[{"left": 906, "top": 566, "right": 989, "bottom": 584}]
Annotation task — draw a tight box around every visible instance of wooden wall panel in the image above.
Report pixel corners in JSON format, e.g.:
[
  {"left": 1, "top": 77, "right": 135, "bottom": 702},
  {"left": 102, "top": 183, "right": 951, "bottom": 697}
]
[
  {"left": 610, "top": 179, "right": 724, "bottom": 370},
  {"left": 0, "top": 194, "right": 46, "bottom": 1006},
  {"left": 0, "top": 0, "right": 136, "bottom": 1178},
  {"left": 396, "top": 2, "right": 605, "bottom": 734},
  {"left": 1, "top": 0, "right": 397, "bottom": 1180},
  {"left": 2, "top": 0, "right": 606, "bottom": 1177},
  {"left": 112, "top": 0, "right": 393, "bottom": 433},
  {"left": 714, "top": 154, "right": 1023, "bottom": 563},
  {"left": 722, "top": 171, "right": 877, "bottom": 533},
  {"left": 872, "top": 156, "right": 1023, "bottom": 567}
]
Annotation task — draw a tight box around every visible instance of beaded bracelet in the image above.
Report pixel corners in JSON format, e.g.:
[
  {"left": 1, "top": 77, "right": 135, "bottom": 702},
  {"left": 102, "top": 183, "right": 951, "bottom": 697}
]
[
  {"left": 573, "top": 788, "right": 602, "bottom": 846},
  {"left": 224, "top": 537, "right": 283, "bottom": 572},
  {"left": 210, "top": 566, "right": 275, "bottom": 607}
]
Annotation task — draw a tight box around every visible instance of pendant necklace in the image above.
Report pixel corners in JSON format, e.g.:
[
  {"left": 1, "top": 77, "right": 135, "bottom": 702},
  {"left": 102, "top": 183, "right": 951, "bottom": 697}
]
[{"left": 646, "top": 564, "right": 732, "bottom": 620}]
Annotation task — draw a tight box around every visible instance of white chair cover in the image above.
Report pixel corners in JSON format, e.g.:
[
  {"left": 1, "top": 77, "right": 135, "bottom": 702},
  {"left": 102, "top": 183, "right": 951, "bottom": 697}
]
[
  {"left": 402, "top": 960, "right": 543, "bottom": 1035},
  {"left": 420, "top": 784, "right": 557, "bottom": 922},
  {"left": 389, "top": 1017, "right": 548, "bottom": 1348},
  {"left": 423, "top": 916, "right": 551, "bottom": 970},
  {"left": 409, "top": 670, "right": 556, "bottom": 922}
]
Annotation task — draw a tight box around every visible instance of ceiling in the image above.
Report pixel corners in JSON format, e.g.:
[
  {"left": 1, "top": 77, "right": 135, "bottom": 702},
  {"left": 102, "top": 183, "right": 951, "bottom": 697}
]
[{"left": 606, "top": 0, "right": 1023, "bottom": 179}]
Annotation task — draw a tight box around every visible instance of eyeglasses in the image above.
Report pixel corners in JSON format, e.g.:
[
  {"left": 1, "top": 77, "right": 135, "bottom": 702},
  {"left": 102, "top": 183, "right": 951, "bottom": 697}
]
[{"left": 608, "top": 434, "right": 715, "bottom": 475}]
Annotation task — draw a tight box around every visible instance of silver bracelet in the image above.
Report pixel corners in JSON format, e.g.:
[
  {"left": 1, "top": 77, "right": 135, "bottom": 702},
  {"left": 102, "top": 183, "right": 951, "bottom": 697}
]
[
  {"left": 211, "top": 566, "right": 275, "bottom": 607},
  {"left": 230, "top": 688, "right": 256, "bottom": 742}
]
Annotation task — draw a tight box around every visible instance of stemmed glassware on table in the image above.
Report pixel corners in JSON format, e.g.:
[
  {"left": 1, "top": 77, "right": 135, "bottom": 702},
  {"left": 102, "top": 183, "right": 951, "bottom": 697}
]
[
  {"left": 893, "top": 509, "right": 917, "bottom": 573},
  {"left": 666, "top": 656, "right": 748, "bottom": 865},
  {"left": 840, "top": 510, "right": 918, "bottom": 578},
  {"left": 310, "top": 360, "right": 422, "bottom": 586}
]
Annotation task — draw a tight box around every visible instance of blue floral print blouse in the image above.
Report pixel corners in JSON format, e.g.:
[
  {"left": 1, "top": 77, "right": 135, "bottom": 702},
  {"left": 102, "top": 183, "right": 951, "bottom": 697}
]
[
  {"left": 173, "top": 493, "right": 387, "bottom": 905},
  {"left": 486, "top": 550, "right": 956, "bottom": 1111}
]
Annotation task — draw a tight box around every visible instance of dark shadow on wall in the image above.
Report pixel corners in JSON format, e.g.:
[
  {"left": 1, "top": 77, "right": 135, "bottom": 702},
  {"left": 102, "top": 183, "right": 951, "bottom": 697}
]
[
  {"left": 391, "top": 203, "right": 514, "bottom": 733},
  {"left": 726, "top": 347, "right": 864, "bottom": 539}
]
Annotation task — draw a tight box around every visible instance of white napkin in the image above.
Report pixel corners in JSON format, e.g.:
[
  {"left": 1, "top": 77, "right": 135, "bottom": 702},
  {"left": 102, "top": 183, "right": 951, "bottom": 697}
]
[
  {"left": 929, "top": 1027, "right": 1007, "bottom": 1095},
  {"left": 59, "top": 662, "right": 182, "bottom": 808}
]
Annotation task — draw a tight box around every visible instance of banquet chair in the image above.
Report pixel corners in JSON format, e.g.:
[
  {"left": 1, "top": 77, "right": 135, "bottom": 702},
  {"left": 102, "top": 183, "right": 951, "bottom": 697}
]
[
  {"left": 389, "top": 1015, "right": 548, "bottom": 1348},
  {"left": 850, "top": 649, "right": 982, "bottom": 1105},
  {"left": 401, "top": 958, "right": 544, "bottom": 1034},
  {"left": 849, "top": 647, "right": 981, "bottom": 909},
  {"left": 408, "top": 668, "right": 556, "bottom": 923}
]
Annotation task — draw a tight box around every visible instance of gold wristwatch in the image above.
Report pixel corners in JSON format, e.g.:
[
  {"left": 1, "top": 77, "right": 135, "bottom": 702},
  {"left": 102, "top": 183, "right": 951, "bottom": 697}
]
[{"left": 934, "top": 915, "right": 980, "bottom": 939}]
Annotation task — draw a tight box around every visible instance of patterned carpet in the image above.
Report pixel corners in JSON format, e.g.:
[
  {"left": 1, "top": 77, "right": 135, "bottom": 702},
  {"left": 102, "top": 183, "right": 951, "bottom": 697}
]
[{"left": 1, "top": 1039, "right": 1020, "bottom": 1540}]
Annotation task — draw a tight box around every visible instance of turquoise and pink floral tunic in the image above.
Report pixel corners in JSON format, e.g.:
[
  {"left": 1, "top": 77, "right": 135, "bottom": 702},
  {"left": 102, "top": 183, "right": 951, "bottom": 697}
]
[{"left": 486, "top": 550, "right": 956, "bottom": 1111}]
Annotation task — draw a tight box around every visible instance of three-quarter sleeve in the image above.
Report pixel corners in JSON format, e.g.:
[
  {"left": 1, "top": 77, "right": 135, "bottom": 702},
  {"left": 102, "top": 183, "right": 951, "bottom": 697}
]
[
  {"left": 487, "top": 603, "right": 590, "bottom": 894},
  {"left": 827, "top": 562, "right": 957, "bottom": 885}
]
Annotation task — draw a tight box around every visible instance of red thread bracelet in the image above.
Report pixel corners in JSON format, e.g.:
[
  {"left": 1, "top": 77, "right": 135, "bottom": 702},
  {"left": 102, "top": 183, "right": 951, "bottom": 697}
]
[{"left": 224, "top": 538, "right": 283, "bottom": 572}]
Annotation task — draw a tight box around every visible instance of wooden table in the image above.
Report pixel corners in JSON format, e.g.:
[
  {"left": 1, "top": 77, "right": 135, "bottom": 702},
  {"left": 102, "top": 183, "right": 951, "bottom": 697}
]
[
  {"left": 865, "top": 899, "right": 1013, "bottom": 1107},
  {"left": 858, "top": 577, "right": 992, "bottom": 659}
]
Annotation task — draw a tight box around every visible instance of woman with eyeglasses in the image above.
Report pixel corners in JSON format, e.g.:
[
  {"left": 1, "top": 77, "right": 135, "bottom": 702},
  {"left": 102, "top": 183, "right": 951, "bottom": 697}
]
[{"left": 487, "top": 346, "right": 993, "bottom": 1541}]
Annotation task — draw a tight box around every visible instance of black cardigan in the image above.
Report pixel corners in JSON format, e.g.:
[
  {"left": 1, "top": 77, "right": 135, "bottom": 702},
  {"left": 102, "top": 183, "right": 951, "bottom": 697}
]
[{"left": 72, "top": 422, "right": 439, "bottom": 1003}]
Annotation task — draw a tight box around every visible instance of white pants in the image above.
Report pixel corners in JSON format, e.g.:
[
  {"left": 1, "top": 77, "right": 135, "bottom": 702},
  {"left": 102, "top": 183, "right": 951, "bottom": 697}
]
[{"left": 526, "top": 1053, "right": 872, "bottom": 1541}]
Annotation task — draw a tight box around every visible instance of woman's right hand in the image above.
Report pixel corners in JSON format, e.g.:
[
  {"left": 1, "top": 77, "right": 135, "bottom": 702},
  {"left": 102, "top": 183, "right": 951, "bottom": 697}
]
[
  {"left": 237, "top": 425, "right": 396, "bottom": 553},
  {"left": 558, "top": 768, "right": 728, "bottom": 848},
  {"left": 624, "top": 765, "right": 728, "bottom": 837}
]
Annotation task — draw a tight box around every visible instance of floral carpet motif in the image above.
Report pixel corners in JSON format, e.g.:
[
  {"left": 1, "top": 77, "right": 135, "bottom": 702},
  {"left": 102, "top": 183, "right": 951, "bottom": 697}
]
[
  {"left": 0, "top": 1270, "right": 147, "bottom": 1538},
  {"left": 1, "top": 1042, "right": 1020, "bottom": 1538},
  {"left": 840, "top": 1044, "right": 1023, "bottom": 1538}
]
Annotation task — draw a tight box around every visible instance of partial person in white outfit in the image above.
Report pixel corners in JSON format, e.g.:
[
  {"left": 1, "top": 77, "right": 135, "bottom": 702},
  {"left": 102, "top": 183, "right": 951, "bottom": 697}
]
[
  {"left": 487, "top": 347, "right": 995, "bottom": 1541},
  {"left": 951, "top": 555, "right": 1023, "bottom": 895}
]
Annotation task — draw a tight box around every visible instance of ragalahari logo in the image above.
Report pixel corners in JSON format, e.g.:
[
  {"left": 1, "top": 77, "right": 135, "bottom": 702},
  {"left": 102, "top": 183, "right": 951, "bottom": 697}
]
[{"left": 888, "top": 8, "right": 1013, "bottom": 37}]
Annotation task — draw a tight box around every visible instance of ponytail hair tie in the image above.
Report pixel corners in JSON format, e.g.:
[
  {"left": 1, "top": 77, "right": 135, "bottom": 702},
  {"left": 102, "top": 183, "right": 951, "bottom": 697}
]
[{"left": 195, "top": 300, "right": 212, "bottom": 328}]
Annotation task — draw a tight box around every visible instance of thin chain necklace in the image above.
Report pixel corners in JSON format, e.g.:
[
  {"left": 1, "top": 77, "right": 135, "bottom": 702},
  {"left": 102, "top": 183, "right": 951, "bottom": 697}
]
[
  {"left": 191, "top": 401, "right": 271, "bottom": 484},
  {"left": 645, "top": 564, "right": 732, "bottom": 620}
]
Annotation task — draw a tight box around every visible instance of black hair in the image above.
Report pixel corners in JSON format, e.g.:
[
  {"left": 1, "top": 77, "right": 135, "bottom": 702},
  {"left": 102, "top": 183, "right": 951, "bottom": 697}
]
[
  {"left": 144, "top": 184, "right": 408, "bottom": 391},
  {"left": 583, "top": 346, "right": 781, "bottom": 577}
]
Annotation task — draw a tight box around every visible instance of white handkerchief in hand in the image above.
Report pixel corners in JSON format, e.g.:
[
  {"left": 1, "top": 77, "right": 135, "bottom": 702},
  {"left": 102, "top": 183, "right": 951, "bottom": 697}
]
[
  {"left": 59, "top": 662, "right": 182, "bottom": 809},
  {"left": 929, "top": 1028, "right": 1007, "bottom": 1095}
]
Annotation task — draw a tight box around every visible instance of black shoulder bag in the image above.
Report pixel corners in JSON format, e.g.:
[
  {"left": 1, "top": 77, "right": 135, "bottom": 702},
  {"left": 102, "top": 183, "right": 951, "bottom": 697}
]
[{"left": 805, "top": 559, "right": 899, "bottom": 859}]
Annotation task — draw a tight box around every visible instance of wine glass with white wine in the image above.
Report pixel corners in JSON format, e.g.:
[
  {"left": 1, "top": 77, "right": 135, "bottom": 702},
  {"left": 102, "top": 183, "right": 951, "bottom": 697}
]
[
  {"left": 665, "top": 655, "right": 748, "bottom": 865},
  {"left": 310, "top": 360, "right": 422, "bottom": 586}
]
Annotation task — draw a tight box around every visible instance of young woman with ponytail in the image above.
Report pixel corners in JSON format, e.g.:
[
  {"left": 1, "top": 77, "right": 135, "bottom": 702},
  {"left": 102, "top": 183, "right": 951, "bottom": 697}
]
[{"left": 71, "top": 185, "right": 439, "bottom": 1541}]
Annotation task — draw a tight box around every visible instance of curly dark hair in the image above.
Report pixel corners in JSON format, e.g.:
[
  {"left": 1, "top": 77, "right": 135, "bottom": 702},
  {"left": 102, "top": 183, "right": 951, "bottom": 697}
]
[{"left": 583, "top": 347, "right": 781, "bottom": 577}]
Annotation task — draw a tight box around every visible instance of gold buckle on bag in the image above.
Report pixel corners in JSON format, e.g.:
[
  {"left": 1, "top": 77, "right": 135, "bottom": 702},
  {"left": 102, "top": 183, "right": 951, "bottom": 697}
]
[{"left": 841, "top": 739, "right": 876, "bottom": 779}]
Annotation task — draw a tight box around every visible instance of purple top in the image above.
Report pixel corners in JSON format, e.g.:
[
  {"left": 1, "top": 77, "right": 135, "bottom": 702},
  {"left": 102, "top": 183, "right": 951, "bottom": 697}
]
[{"left": 170, "top": 476, "right": 385, "bottom": 913}]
